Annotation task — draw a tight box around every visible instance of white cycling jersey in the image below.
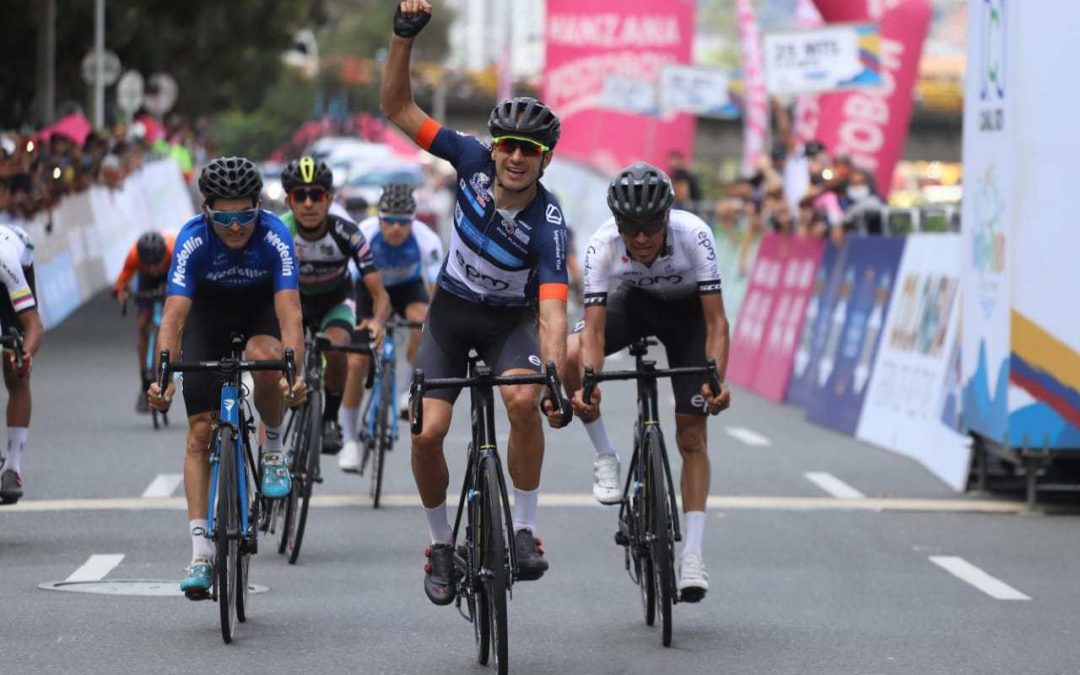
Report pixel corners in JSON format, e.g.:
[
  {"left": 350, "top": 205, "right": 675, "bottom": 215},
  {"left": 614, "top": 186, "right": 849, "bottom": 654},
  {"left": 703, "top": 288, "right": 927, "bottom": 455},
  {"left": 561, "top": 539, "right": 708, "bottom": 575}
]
[
  {"left": 583, "top": 209, "right": 722, "bottom": 305},
  {"left": 358, "top": 216, "right": 444, "bottom": 287},
  {"left": 0, "top": 224, "right": 36, "bottom": 313}
]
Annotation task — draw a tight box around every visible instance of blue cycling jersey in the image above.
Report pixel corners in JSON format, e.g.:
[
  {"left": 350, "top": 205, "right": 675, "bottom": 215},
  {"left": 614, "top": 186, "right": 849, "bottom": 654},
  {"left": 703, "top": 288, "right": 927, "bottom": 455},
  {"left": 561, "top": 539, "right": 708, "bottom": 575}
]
[
  {"left": 420, "top": 123, "right": 568, "bottom": 306},
  {"left": 357, "top": 216, "right": 443, "bottom": 288},
  {"left": 167, "top": 210, "right": 299, "bottom": 299}
]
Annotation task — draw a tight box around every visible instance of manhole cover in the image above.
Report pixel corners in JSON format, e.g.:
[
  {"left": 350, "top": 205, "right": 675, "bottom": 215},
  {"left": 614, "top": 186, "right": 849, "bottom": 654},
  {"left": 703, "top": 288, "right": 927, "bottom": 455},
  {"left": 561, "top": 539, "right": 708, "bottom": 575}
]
[{"left": 38, "top": 580, "right": 270, "bottom": 597}]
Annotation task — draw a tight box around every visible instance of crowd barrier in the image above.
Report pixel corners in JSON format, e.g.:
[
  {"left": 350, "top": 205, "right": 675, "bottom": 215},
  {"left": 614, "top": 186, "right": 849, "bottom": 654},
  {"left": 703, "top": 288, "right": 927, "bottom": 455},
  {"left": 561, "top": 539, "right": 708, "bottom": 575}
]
[
  {"left": 728, "top": 231, "right": 970, "bottom": 490},
  {"left": 23, "top": 160, "right": 195, "bottom": 330}
]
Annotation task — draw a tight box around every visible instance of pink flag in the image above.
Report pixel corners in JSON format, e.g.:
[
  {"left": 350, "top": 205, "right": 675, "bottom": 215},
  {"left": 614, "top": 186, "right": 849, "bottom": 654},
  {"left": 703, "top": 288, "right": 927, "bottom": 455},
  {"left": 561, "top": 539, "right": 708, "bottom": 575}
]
[{"left": 736, "top": 0, "right": 768, "bottom": 175}]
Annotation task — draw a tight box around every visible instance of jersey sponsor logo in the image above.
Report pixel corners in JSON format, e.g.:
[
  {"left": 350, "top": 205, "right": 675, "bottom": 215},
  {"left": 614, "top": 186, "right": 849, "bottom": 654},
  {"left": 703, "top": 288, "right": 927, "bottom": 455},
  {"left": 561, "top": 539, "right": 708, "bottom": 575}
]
[
  {"left": 698, "top": 280, "right": 722, "bottom": 293},
  {"left": 696, "top": 230, "right": 717, "bottom": 262},
  {"left": 528, "top": 355, "right": 542, "bottom": 367},
  {"left": 319, "top": 244, "right": 335, "bottom": 257},
  {"left": 264, "top": 230, "right": 295, "bottom": 277},
  {"left": 631, "top": 274, "right": 684, "bottom": 287},
  {"left": 171, "top": 235, "right": 204, "bottom": 288},
  {"left": 455, "top": 250, "right": 510, "bottom": 291},
  {"left": 468, "top": 172, "right": 491, "bottom": 206},
  {"left": 584, "top": 293, "right": 607, "bottom": 306},
  {"left": 545, "top": 204, "right": 563, "bottom": 225},
  {"left": 205, "top": 267, "right": 268, "bottom": 282}
]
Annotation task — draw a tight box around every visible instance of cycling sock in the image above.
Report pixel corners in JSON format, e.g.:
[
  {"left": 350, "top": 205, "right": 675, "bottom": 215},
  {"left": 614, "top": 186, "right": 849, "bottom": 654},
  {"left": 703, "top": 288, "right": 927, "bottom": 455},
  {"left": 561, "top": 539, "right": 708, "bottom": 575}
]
[
  {"left": 424, "top": 502, "right": 453, "bottom": 545},
  {"left": 190, "top": 519, "right": 213, "bottom": 560},
  {"left": 324, "top": 390, "right": 343, "bottom": 423},
  {"left": 681, "top": 511, "right": 706, "bottom": 561},
  {"left": 5, "top": 427, "right": 27, "bottom": 474},
  {"left": 512, "top": 487, "right": 539, "bottom": 534},
  {"left": 583, "top": 417, "right": 619, "bottom": 459},
  {"left": 340, "top": 406, "right": 359, "bottom": 443},
  {"left": 264, "top": 425, "right": 283, "bottom": 453}
]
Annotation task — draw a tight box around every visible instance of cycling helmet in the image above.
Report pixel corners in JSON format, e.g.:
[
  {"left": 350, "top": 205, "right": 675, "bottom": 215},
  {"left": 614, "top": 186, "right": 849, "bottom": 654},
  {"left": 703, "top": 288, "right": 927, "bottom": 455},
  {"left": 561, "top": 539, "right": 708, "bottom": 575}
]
[
  {"left": 488, "top": 97, "right": 561, "bottom": 150},
  {"left": 198, "top": 156, "right": 262, "bottom": 204},
  {"left": 281, "top": 156, "right": 333, "bottom": 193},
  {"left": 607, "top": 162, "right": 674, "bottom": 223},
  {"left": 136, "top": 231, "right": 167, "bottom": 265},
  {"left": 378, "top": 182, "right": 417, "bottom": 215}
]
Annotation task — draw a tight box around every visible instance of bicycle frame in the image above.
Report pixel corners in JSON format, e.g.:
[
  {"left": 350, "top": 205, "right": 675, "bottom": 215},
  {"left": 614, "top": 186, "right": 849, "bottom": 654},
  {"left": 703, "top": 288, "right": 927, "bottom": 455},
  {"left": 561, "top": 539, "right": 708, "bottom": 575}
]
[
  {"left": 207, "top": 379, "right": 257, "bottom": 539},
  {"left": 363, "top": 327, "right": 399, "bottom": 444}
]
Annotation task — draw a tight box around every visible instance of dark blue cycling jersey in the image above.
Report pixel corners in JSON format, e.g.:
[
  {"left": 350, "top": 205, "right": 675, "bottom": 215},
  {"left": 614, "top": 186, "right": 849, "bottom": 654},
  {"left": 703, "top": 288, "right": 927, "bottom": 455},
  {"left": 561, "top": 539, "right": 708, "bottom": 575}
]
[
  {"left": 420, "top": 123, "right": 568, "bottom": 307},
  {"left": 167, "top": 210, "right": 299, "bottom": 299}
]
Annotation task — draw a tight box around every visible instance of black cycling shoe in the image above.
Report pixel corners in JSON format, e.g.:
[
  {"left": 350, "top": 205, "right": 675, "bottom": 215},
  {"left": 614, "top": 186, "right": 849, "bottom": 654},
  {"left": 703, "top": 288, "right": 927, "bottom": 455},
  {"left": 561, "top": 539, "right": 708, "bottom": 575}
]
[
  {"left": 0, "top": 468, "right": 24, "bottom": 504},
  {"left": 321, "top": 420, "right": 343, "bottom": 455},
  {"left": 514, "top": 529, "right": 549, "bottom": 581},
  {"left": 424, "top": 544, "right": 457, "bottom": 606}
]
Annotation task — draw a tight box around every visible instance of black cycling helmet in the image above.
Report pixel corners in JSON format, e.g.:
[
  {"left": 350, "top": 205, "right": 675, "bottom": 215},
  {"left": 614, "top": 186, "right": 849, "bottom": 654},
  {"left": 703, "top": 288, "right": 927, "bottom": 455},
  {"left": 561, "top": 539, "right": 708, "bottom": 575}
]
[
  {"left": 198, "top": 156, "right": 262, "bottom": 204},
  {"left": 488, "top": 97, "right": 561, "bottom": 150},
  {"left": 607, "top": 162, "right": 674, "bottom": 223},
  {"left": 281, "top": 156, "right": 333, "bottom": 193},
  {"left": 378, "top": 182, "right": 417, "bottom": 216},
  {"left": 136, "top": 231, "right": 167, "bottom": 265}
]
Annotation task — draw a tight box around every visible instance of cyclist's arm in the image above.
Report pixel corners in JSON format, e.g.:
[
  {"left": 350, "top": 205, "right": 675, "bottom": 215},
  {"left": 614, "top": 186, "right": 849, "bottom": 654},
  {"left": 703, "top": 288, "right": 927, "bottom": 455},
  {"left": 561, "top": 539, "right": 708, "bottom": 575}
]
[
  {"left": 274, "top": 289, "right": 305, "bottom": 374},
  {"left": 535, "top": 217, "right": 570, "bottom": 377},
  {"left": 537, "top": 296, "right": 567, "bottom": 377},
  {"left": 16, "top": 308, "right": 43, "bottom": 358},
  {"left": 579, "top": 304, "right": 607, "bottom": 377},
  {"left": 113, "top": 245, "right": 140, "bottom": 294},
  {"left": 156, "top": 295, "right": 191, "bottom": 366},
  {"left": 380, "top": 16, "right": 434, "bottom": 144},
  {"left": 701, "top": 293, "right": 730, "bottom": 381},
  {"left": 362, "top": 271, "right": 391, "bottom": 326}
]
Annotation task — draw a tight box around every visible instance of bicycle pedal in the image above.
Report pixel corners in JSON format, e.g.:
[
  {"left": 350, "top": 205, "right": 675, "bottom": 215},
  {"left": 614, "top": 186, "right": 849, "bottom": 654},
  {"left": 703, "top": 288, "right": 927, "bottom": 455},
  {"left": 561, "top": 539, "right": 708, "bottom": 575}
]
[
  {"left": 184, "top": 588, "right": 210, "bottom": 602},
  {"left": 314, "top": 475, "right": 324, "bottom": 484},
  {"left": 614, "top": 530, "right": 629, "bottom": 546}
]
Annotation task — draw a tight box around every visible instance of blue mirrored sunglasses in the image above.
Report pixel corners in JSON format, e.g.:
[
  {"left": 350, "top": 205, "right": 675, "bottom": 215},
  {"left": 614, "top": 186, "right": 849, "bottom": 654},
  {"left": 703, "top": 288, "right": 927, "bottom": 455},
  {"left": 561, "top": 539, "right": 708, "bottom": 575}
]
[
  {"left": 208, "top": 208, "right": 259, "bottom": 228},
  {"left": 379, "top": 215, "right": 412, "bottom": 226}
]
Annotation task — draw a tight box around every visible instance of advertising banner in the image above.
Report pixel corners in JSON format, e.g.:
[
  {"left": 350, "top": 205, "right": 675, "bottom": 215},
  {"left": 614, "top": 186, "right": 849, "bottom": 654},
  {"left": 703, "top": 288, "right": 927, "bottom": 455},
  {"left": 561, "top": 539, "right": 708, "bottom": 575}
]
[
  {"left": 856, "top": 235, "right": 970, "bottom": 489},
  {"left": 804, "top": 236, "right": 905, "bottom": 434},
  {"left": 752, "top": 235, "right": 826, "bottom": 401},
  {"left": 736, "top": 0, "right": 768, "bottom": 174},
  {"left": 764, "top": 23, "right": 883, "bottom": 96},
  {"left": 960, "top": 0, "right": 1012, "bottom": 445},
  {"left": 659, "top": 65, "right": 733, "bottom": 118},
  {"left": 787, "top": 241, "right": 843, "bottom": 408},
  {"left": 601, "top": 75, "right": 659, "bottom": 116},
  {"left": 806, "top": 0, "right": 932, "bottom": 195},
  {"left": 543, "top": 0, "right": 696, "bottom": 173},
  {"left": 727, "top": 233, "right": 785, "bottom": 388}
]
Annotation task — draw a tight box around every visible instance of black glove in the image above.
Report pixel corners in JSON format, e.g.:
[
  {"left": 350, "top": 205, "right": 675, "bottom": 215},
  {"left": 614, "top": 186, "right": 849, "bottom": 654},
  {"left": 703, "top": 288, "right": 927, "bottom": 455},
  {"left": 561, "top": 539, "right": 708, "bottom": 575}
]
[{"left": 393, "top": 5, "right": 432, "bottom": 38}]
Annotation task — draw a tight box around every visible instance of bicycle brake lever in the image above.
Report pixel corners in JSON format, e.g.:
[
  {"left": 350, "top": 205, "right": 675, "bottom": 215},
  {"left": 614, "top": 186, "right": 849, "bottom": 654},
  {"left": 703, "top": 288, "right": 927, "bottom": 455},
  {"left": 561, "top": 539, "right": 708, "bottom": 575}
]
[
  {"left": 706, "top": 358, "right": 721, "bottom": 396},
  {"left": 409, "top": 370, "right": 425, "bottom": 436},
  {"left": 582, "top": 365, "right": 597, "bottom": 408},
  {"left": 157, "top": 350, "right": 170, "bottom": 399},
  {"left": 542, "top": 362, "right": 573, "bottom": 429},
  {"left": 283, "top": 348, "right": 296, "bottom": 391}
]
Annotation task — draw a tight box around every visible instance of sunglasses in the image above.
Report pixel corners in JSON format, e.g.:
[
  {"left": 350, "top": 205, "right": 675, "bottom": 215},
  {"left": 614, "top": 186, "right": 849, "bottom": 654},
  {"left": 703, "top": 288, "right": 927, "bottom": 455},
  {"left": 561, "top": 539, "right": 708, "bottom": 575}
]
[
  {"left": 208, "top": 207, "right": 259, "bottom": 228},
  {"left": 290, "top": 187, "right": 329, "bottom": 203},
  {"left": 616, "top": 217, "right": 667, "bottom": 237},
  {"left": 379, "top": 215, "right": 412, "bottom": 226},
  {"left": 493, "top": 136, "right": 549, "bottom": 158}
]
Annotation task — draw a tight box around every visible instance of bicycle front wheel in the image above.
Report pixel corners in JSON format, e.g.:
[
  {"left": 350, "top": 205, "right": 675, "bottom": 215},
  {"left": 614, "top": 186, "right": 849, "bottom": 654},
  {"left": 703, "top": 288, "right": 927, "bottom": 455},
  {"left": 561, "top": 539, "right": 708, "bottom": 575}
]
[
  {"left": 214, "top": 429, "right": 239, "bottom": 644},
  {"left": 288, "top": 389, "right": 322, "bottom": 565},
  {"left": 645, "top": 429, "right": 674, "bottom": 647},
  {"left": 480, "top": 457, "right": 509, "bottom": 674},
  {"left": 370, "top": 364, "right": 393, "bottom": 508}
]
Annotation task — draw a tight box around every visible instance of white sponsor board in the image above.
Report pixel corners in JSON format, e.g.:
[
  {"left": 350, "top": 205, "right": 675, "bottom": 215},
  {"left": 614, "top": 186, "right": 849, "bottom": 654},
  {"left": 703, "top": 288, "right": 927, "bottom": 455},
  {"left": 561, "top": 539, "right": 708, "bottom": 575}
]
[
  {"left": 857, "top": 234, "right": 970, "bottom": 490},
  {"left": 659, "top": 65, "right": 731, "bottom": 117},
  {"left": 600, "top": 75, "right": 658, "bottom": 116},
  {"left": 764, "top": 23, "right": 882, "bottom": 95}
]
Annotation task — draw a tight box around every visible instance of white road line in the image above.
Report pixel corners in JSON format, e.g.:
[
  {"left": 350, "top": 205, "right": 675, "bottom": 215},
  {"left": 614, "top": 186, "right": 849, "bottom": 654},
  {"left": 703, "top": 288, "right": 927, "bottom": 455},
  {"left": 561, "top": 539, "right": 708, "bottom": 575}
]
[
  {"left": 66, "top": 554, "right": 125, "bottom": 582},
  {"left": 725, "top": 426, "right": 772, "bottom": 447},
  {"left": 0, "top": 494, "right": 1027, "bottom": 513},
  {"left": 929, "top": 556, "right": 1031, "bottom": 600},
  {"left": 804, "top": 472, "right": 866, "bottom": 499},
  {"left": 141, "top": 473, "right": 183, "bottom": 499}
]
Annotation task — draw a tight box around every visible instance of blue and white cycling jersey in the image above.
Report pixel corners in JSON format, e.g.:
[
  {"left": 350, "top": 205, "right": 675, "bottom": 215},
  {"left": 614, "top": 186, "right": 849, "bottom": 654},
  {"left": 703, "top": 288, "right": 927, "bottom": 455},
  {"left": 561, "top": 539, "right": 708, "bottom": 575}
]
[
  {"left": 167, "top": 210, "right": 299, "bottom": 299},
  {"left": 417, "top": 122, "right": 568, "bottom": 306},
  {"left": 357, "top": 216, "right": 443, "bottom": 288}
]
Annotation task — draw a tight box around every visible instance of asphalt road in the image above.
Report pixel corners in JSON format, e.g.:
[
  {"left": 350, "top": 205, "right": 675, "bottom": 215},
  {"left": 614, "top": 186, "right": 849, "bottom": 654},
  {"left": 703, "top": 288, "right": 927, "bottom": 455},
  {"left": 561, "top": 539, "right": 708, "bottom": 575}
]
[{"left": 2, "top": 291, "right": 1079, "bottom": 675}]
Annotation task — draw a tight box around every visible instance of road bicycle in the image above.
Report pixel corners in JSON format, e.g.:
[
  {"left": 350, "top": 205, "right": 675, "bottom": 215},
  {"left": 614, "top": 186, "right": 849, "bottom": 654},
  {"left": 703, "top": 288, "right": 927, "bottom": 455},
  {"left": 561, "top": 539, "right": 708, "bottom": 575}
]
[
  {"left": 157, "top": 337, "right": 296, "bottom": 644},
  {"left": 582, "top": 338, "right": 719, "bottom": 647},
  {"left": 410, "top": 356, "right": 570, "bottom": 675},
  {"left": 123, "top": 286, "right": 169, "bottom": 429}
]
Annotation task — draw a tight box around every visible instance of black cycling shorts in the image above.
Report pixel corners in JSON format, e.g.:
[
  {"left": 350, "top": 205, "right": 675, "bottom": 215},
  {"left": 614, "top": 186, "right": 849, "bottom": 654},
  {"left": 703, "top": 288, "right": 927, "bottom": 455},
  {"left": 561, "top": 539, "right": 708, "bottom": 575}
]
[
  {"left": 356, "top": 278, "right": 429, "bottom": 320},
  {"left": 0, "top": 265, "right": 34, "bottom": 335},
  {"left": 180, "top": 286, "right": 281, "bottom": 416},
  {"left": 415, "top": 289, "right": 540, "bottom": 404},
  {"left": 574, "top": 283, "right": 710, "bottom": 416},
  {"left": 135, "top": 273, "right": 167, "bottom": 316},
  {"left": 300, "top": 290, "right": 355, "bottom": 335}
]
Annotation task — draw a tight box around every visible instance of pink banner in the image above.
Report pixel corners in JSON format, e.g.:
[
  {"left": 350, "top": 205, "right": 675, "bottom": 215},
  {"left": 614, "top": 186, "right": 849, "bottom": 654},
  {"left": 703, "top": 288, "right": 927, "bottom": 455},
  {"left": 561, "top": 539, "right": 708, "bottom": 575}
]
[
  {"left": 736, "top": 0, "right": 768, "bottom": 175},
  {"left": 752, "top": 235, "right": 826, "bottom": 400},
  {"left": 728, "top": 234, "right": 785, "bottom": 388},
  {"left": 807, "top": 0, "right": 932, "bottom": 195},
  {"left": 542, "top": 0, "right": 696, "bottom": 174}
]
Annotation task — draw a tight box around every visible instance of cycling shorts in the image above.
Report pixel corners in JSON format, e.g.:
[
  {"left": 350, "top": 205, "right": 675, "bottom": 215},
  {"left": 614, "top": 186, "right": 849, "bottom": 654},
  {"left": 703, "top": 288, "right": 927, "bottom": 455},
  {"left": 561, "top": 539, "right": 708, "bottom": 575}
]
[
  {"left": 0, "top": 265, "right": 34, "bottom": 335},
  {"left": 574, "top": 283, "right": 710, "bottom": 416},
  {"left": 180, "top": 285, "right": 281, "bottom": 416},
  {"left": 415, "top": 289, "right": 540, "bottom": 404},
  {"left": 356, "top": 279, "right": 429, "bottom": 320},
  {"left": 300, "top": 290, "right": 356, "bottom": 335},
  {"left": 135, "top": 273, "right": 167, "bottom": 316}
]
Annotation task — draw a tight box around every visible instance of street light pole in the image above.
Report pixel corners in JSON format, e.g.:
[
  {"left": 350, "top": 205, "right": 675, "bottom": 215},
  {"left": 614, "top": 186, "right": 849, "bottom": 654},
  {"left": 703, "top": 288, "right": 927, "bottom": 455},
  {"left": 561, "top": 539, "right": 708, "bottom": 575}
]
[{"left": 93, "top": 0, "right": 105, "bottom": 130}]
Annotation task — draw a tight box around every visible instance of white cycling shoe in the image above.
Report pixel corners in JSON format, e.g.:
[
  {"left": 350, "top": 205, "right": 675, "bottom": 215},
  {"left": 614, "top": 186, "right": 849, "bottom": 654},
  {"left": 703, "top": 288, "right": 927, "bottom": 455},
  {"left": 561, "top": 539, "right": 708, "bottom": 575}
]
[
  {"left": 592, "top": 454, "right": 622, "bottom": 505},
  {"left": 338, "top": 440, "right": 362, "bottom": 473},
  {"left": 678, "top": 553, "right": 709, "bottom": 602}
]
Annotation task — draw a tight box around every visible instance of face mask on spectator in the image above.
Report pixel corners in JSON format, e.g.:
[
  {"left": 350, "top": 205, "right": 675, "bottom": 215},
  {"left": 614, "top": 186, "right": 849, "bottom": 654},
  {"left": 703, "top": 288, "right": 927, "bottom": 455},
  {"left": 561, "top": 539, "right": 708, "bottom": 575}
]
[{"left": 848, "top": 185, "right": 870, "bottom": 200}]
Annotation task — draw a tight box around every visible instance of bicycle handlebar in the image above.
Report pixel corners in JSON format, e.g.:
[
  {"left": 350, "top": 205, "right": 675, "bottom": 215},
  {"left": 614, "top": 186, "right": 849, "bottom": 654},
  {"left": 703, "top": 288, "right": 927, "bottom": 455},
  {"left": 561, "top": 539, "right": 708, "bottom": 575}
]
[
  {"left": 582, "top": 359, "right": 721, "bottom": 407},
  {"left": 409, "top": 361, "right": 572, "bottom": 435},
  {"left": 119, "top": 287, "right": 166, "bottom": 317},
  {"left": 156, "top": 348, "right": 297, "bottom": 400}
]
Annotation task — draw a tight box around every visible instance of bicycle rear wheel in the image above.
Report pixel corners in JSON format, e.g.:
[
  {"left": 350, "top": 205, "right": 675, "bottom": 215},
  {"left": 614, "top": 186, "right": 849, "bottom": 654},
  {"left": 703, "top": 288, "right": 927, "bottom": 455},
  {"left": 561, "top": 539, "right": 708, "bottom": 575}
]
[
  {"left": 480, "top": 458, "right": 509, "bottom": 674},
  {"left": 645, "top": 429, "right": 675, "bottom": 647},
  {"left": 370, "top": 364, "right": 393, "bottom": 508},
  {"left": 288, "top": 389, "right": 322, "bottom": 564},
  {"left": 214, "top": 429, "right": 239, "bottom": 644}
]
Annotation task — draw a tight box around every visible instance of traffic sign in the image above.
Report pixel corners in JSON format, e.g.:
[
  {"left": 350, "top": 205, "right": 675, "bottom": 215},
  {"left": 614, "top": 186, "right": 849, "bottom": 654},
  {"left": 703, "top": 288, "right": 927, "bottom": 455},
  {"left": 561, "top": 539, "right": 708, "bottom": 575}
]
[
  {"left": 144, "top": 72, "right": 179, "bottom": 116},
  {"left": 81, "top": 50, "right": 122, "bottom": 87},
  {"left": 116, "top": 70, "right": 145, "bottom": 115}
]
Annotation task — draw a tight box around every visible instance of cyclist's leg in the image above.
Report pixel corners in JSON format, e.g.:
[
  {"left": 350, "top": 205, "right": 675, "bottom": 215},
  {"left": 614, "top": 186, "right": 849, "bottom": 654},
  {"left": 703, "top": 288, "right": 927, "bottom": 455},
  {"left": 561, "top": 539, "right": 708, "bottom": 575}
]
[
  {"left": 396, "top": 279, "right": 431, "bottom": 365},
  {"left": 0, "top": 304, "right": 30, "bottom": 501},
  {"left": 320, "top": 299, "right": 355, "bottom": 454}
]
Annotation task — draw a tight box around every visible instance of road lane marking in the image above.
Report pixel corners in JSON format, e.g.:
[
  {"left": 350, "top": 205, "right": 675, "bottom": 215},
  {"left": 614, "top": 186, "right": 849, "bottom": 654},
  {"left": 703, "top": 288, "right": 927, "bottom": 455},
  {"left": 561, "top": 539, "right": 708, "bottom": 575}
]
[
  {"left": 66, "top": 554, "right": 125, "bottom": 582},
  {"left": 805, "top": 472, "right": 865, "bottom": 499},
  {"left": 725, "top": 426, "right": 772, "bottom": 447},
  {"left": 929, "top": 556, "right": 1031, "bottom": 600},
  {"left": 1, "top": 494, "right": 1026, "bottom": 514},
  {"left": 141, "top": 474, "right": 183, "bottom": 498}
]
